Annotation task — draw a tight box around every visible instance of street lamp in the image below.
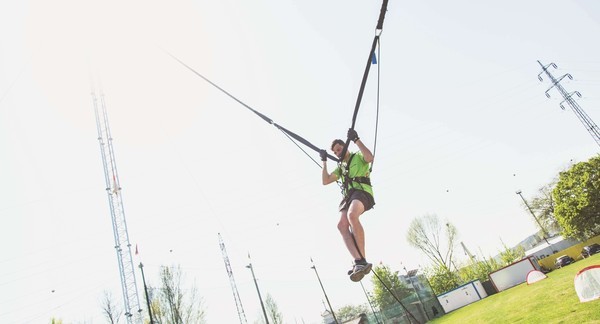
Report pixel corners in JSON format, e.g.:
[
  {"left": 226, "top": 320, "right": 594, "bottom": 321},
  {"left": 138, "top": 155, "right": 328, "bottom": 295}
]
[
  {"left": 247, "top": 255, "right": 269, "bottom": 324},
  {"left": 310, "top": 258, "right": 338, "bottom": 324},
  {"left": 139, "top": 262, "right": 154, "bottom": 324},
  {"left": 516, "top": 190, "right": 551, "bottom": 245}
]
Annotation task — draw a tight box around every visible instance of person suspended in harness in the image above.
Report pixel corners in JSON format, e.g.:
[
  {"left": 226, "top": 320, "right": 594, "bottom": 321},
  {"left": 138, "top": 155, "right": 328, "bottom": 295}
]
[{"left": 320, "top": 128, "right": 375, "bottom": 282}]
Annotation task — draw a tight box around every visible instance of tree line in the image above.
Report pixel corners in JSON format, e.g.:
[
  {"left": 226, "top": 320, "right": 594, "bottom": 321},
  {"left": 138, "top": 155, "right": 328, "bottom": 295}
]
[
  {"left": 406, "top": 154, "right": 600, "bottom": 295},
  {"left": 51, "top": 155, "right": 599, "bottom": 323}
]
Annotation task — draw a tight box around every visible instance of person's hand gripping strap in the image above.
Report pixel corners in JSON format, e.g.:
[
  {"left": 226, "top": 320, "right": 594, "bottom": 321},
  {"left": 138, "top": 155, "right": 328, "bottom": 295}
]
[
  {"left": 319, "top": 149, "right": 328, "bottom": 162},
  {"left": 347, "top": 128, "right": 359, "bottom": 143}
]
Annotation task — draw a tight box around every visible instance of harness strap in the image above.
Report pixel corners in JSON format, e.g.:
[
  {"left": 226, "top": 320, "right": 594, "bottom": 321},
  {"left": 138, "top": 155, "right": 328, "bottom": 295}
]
[
  {"left": 164, "top": 51, "right": 340, "bottom": 166},
  {"left": 340, "top": 153, "right": 372, "bottom": 195},
  {"left": 350, "top": 177, "right": 371, "bottom": 186},
  {"left": 339, "top": 0, "right": 390, "bottom": 161},
  {"left": 341, "top": 153, "right": 356, "bottom": 194}
]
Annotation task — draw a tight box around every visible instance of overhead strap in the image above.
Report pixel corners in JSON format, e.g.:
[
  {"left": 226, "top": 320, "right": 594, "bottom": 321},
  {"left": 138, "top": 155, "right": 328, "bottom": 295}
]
[
  {"left": 349, "top": 232, "right": 421, "bottom": 324},
  {"left": 339, "top": 0, "right": 389, "bottom": 161},
  {"left": 371, "top": 270, "right": 422, "bottom": 324},
  {"left": 165, "top": 51, "right": 339, "bottom": 164},
  {"left": 370, "top": 37, "right": 381, "bottom": 172}
]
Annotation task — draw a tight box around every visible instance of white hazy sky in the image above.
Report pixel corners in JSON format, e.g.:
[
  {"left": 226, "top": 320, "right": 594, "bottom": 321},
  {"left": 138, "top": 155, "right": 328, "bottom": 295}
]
[{"left": 2, "top": 0, "right": 600, "bottom": 323}]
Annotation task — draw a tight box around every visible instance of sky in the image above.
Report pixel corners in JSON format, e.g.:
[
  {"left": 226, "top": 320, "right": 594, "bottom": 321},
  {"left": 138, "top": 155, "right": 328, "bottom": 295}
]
[{"left": 1, "top": 0, "right": 600, "bottom": 323}]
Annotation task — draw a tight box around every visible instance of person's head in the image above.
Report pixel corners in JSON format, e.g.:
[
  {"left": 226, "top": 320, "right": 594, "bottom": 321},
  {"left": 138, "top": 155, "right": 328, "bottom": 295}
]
[{"left": 330, "top": 139, "right": 347, "bottom": 159}]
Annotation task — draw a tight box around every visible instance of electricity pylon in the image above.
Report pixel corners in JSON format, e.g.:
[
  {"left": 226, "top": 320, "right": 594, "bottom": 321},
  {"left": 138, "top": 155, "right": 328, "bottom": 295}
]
[{"left": 538, "top": 60, "right": 600, "bottom": 148}]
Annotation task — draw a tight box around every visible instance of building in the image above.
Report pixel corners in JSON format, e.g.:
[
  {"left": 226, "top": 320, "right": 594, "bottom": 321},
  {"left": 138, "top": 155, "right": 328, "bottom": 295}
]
[
  {"left": 525, "top": 235, "right": 580, "bottom": 262},
  {"left": 399, "top": 269, "right": 427, "bottom": 292}
]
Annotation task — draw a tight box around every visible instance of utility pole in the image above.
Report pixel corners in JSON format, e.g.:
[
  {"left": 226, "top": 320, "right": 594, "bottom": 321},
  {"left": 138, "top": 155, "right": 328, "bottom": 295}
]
[
  {"left": 537, "top": 60, "right": 600, "bottom": 148},
  {"left": 310, "top": 258, "right": 338, "bottom": 324},
  {"left": 516, "top": 190, "right": 551, "bottom": 245},
  {"left": 246, "top": 254, "right": 269, "bottom": 324},
  {"left": 91, "top": 82, "right": 142, "bottom": 324},
  {"left": 219, "top": 234, "right": 248, "bottom": 324}
]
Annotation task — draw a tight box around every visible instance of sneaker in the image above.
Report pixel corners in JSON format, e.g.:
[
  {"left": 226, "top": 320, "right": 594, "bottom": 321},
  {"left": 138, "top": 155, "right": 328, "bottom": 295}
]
[{"left": 349, "top": 263, "right": 372, "bottom": 282}]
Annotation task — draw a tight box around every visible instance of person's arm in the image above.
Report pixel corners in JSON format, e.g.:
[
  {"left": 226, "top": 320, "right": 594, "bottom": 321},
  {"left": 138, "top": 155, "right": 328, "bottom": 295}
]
[
  {"left": 347, "top": 129, "right": 374, "bottom": 163},
  {"left": 320, "top": 149, "right": 339, "bottom": 185},
  {"left": 322, "top": 161, "right": 339, "bottom": 185},
  {"left": 354, "top": 139, "right": 374, "bottom": 163}
]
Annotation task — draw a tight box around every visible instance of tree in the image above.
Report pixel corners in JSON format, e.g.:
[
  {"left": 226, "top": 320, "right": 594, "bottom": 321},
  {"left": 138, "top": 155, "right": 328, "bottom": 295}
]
[
  {"left": 458, "top": 256, "right": 501, "bottom": 284},
  {"left": 100, "top": 291, "right": 122, "bottom": 324},
  {"left": 424, "top": 264, "right": 461, "bottom": 295},
  {"left": 527, "top": 180, "right": 562, "bottom": 235},
  {"left": 370, "top": 264, "right": 411, "bottom": 310},
  {"left": 265, "top": 293, "right": 283, "bottom": 324},
  {"left": 336, "top": 304, "right": 369, "bottom": 322},
  {"left": 553, "top": 155, "right": 600, "bottom": 239},
  {"left": 150, "top": 265, "right": 206, "bottom": 324},
  {"left": 498, "top": 241, "right": 525, "bottom": 266},
  {"left": 406, "top": 214, "right": 458, "bottom": 270}
]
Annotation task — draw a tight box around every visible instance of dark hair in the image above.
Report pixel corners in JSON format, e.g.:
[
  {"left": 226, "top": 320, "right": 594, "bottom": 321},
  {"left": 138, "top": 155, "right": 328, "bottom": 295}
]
[{"left": 330, "top": 139, "right": 344, "bottom": 150}]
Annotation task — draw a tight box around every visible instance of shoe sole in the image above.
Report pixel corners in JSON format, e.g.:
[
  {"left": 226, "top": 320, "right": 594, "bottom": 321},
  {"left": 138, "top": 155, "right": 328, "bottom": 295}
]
[{"left": 350, "top": 263, "right": 372, "bottom": 282}]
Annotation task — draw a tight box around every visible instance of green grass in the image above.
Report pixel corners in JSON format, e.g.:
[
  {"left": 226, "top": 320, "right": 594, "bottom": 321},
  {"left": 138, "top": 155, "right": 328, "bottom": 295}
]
[{"left": 429, "top": 254, "right": 600, "bottom": 323}]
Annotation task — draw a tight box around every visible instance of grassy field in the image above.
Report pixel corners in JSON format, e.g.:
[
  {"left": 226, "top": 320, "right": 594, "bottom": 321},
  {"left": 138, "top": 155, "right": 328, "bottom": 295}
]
[{"left": 428, "top": 253, "right": 600, "bottom": 323}]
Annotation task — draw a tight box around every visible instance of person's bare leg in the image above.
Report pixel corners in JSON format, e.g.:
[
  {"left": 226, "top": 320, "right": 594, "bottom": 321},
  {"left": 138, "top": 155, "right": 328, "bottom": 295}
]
[
  {"left": 338, "top": 210, "right": 361, "bottom": 259},
  {"left": 347, "top": 200, "right": 371, "bottom": 281},
  {"left": 347, "top": 200, "right": 366, "bottom": 259}
]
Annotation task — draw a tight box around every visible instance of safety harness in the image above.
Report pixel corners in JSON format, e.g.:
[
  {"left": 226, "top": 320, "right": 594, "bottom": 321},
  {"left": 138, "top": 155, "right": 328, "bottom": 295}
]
[{"left": 339, "top": 153, "right": 372, "bottom": 196}]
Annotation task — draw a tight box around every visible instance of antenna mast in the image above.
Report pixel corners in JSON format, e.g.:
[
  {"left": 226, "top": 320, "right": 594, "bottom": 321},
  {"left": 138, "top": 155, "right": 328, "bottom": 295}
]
[
  {"left": 91, "top": 82, "right": 143, "bottom": 324},
  {"left": 218, "top": 233, "right": 248, "bottom": 324},
  {"left": 537, "top": 60, "right": 600, "bottom": 148}
]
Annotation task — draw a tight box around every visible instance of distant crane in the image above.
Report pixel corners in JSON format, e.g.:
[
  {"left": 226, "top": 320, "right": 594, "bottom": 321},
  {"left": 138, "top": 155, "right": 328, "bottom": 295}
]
[
  {"left": 538, "top": 60, "right": 600, "bottom": 148},
  {"left": 91, "top": 83, "right": 143, "bottom": 324},
  {"left": 218, "top": 233, "right": 248, "bottom": 324}
]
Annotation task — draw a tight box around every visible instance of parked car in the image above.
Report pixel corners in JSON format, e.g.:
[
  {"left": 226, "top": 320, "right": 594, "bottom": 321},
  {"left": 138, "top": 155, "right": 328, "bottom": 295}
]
[
  {"left": 582, "top": 243, "right": 600, "bottom": 258},
  {"left": 555, "top": 255, "right": 575, "bottom": 268}
]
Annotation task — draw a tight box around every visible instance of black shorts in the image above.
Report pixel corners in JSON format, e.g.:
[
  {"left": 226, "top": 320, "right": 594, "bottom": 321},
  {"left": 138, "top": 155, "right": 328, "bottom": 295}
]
[{"left": 339, "top": 189, "right": 375, "bottom": 212}]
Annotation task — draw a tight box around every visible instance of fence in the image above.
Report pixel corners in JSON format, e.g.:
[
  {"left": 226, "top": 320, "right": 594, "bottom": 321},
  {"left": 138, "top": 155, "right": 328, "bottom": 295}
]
[
  {"left": 366, "top": 275, "right": 444, "bottom": 324},
  {"left": 537, "top": 235, "right": 600, "bottom": 270}
]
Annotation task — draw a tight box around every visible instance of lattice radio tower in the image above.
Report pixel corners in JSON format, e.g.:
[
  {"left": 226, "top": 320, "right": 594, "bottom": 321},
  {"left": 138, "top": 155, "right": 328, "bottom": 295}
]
[
  {"left": 91, "top": 82, "right": 143, "bottom": 324},
  {"left": 537, "top": 60, "right": 600, "bottom": 148},
  {"left": 218, "top": 233, "right": 248, "bottom": 324}
]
